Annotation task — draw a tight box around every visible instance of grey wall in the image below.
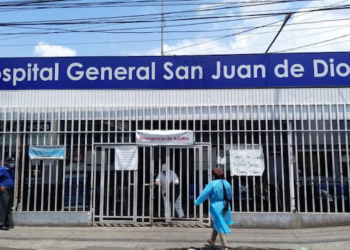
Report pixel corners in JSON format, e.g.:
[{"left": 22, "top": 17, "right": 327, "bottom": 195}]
[
  {"left": 231, "top": 212, "right": 350, "bottom": 229},
  {"left": 13, "top": 212, "right": 91, "bottom": 227}
]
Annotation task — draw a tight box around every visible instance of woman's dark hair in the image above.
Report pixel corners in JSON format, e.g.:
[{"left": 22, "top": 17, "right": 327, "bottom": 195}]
[{"left": 212, "top": 168, "right": 225, "bottom": 179}]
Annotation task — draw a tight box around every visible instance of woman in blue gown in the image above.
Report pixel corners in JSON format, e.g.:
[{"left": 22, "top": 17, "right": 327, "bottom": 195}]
[{"left": 195, "top": 168, "right": 235, "bottom": 250}]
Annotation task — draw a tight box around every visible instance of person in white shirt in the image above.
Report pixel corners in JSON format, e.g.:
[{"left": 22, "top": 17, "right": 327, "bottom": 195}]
[{"left": 155, "top": 163, "right": 184, "bottom": 218}]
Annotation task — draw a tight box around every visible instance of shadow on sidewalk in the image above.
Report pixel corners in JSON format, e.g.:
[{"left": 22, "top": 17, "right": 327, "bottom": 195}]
[{"left": 166, "top": 247, "right": 293, "bottom": 250}]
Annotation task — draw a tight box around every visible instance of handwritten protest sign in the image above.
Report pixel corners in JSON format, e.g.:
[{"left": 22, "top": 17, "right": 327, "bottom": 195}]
[{"left": 229, "top": 148, "right": 265, "bottom": 176}]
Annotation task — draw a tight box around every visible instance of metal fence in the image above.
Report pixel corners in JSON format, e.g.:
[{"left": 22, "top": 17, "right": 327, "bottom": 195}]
[{"left": 0, "top": 103, "right": 349, "bottom": 222}]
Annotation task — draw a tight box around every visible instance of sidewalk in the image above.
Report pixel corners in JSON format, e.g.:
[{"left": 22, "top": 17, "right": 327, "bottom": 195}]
[{"left": 0, "top": 225, "right": 349, "bottom": 250}]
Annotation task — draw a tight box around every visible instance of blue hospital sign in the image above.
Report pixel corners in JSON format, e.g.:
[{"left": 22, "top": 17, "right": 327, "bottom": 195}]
[{"left": 0, "top": 52, "right": 349, "bottom": 90}]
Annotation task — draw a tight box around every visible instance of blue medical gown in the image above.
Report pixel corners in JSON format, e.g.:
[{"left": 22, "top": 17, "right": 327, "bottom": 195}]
[{"left": 195, "top": 179, "right": 235, "bottom": 235}]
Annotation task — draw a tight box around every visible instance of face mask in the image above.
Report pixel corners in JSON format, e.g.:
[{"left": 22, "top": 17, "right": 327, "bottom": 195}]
[{"left": 10, "top": 163, "right": 15, "bottom": 168}]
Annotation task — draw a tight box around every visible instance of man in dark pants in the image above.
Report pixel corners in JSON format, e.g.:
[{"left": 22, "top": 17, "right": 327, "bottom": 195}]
[{"left": 0, "top": 157, "right": 15, "bottom": 231}]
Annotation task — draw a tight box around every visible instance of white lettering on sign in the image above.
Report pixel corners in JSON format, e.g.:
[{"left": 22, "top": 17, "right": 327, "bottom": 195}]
[
  {"left": 229, "top": 148, "right": 265, "bottom": 176},
  {"left": 211, "top": 61, "right": 266, "bottom": 80},
  {"left": 1, "top": 55, "right": 350, "bottom": 89},
  {"left": 314, "top": 59, "right": 350, "bottom": 78},
  {"left": 67, "top": 62, "right": 156, "bottom": 81},
  {"left": 163, "top": 62, "right": 203, "bottom": 80}
]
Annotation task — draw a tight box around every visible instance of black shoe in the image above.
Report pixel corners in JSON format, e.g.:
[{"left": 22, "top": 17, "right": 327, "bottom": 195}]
[
  {"left": 0, "top": 226, "right": 9, "bottom": 231},
  {"left": 6, "top": 222, "right": 14, "bottom": 229}
]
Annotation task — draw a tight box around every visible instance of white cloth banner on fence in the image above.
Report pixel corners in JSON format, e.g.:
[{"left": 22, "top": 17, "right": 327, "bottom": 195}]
[
  {"left": 136, "top": 130, "right": 194, "bottom": 145},
  {"left": 229, "top": 148, "right": 265, "bottom": 176},
  {"left": 115, "top": 146, "right": 138, "bottom": 171}
]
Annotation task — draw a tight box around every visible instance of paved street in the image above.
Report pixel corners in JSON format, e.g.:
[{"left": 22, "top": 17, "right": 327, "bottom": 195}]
[{"left": 0, "top": 225, "right": 349, "bottom": 250}]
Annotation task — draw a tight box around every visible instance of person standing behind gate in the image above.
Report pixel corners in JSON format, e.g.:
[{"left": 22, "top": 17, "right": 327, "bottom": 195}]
[
  {"left": 155, "top": 163, "right": 184, "bottom": 218},
  {"left": 195, "top": 168, "right": 235, "bottom": 250},
  {"left": 0, "top": 157, "right": 15, "bottom": 230}
]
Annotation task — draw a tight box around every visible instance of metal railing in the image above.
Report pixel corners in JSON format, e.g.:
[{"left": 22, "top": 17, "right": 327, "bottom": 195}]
[{"left": 0, "top": 104, "right": 348, "bottom": 217}]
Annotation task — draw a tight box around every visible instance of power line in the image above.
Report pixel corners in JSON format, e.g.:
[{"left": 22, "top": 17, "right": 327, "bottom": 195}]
[
  {"left": 274, "top": 32, "right": 350, "bottom": 53},
  {"left": 164, "top": 18, "right": 284, "bottom": 54},
  {"left": 0, "top": 22, "right": 350, "bottom": 47},
  {"left": 189, "top": 0, "right": 349, "bottom": 55}
]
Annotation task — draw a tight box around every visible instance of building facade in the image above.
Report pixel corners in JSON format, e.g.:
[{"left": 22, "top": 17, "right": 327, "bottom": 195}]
[{"left": 2, "top": 52, "right": 350, "bottom": 227}]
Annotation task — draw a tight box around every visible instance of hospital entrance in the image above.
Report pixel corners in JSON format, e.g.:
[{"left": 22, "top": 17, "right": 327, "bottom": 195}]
[{"left": 92, "top": 136, "right": 211, "bottom": 225}]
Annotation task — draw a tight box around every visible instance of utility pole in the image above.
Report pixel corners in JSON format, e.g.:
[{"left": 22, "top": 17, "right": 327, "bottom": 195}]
[
  {"left": 161, "top": 0, "right": 164, "bottom": 55},
  {"left": 265, "top": 13, "right": 292, "bottom": 53}
]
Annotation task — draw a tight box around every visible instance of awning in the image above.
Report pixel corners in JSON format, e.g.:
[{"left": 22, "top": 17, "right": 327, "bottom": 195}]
[{"left": 29, "top": 146, "right": 65, "bottom": 160}]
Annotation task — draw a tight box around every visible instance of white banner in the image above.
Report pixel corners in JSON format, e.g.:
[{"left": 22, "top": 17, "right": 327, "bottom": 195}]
[
  {"left": 115, "top": 146, "right": 138, "bottom": 171},
  {"left": 229, "top": 148, "right": 265, "bottom": 176},
  {"left": 136, "top": 130, "right": 194, "bottom": 145}
]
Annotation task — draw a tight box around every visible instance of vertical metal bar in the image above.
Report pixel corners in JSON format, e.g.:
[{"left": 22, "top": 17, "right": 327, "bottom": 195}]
[
  {"left": 329, "top": 105, "right": 337, "bottom": 212},
  {"left": 134, "top": 167, "right": 138, "bottom": 222},
  {"left": 199, "top": 146, "right": 203, "bottom": 222},
  {"left": 258, "top": 105, "right": 263, "bottom": 211},
  {"left": 106, "top": 148, "right": 111, "bottom": 216},
  {"left": 186, "top": 147, "right": 190, "bottom": 218},
  {"left": 121, "top": 107, "right": 124, "bottom": 143},
  {"left": 230, "top": 105, "right": 235, "bottom": 211},
  {"left": 41, "top": 107, "right": 47, "bottom": 211},
  {"left": 90, "top": 107, "right": 96, "bottom": 218},
  {"left": 172, "top": 148, "right": 175, "bottom": 218},
  {"left": 83, "top": 110, "right": 88, "bottom": 211},
  {"left": 287, "top": 117, "right": 296, "bottom": 213},
  {"left": 129, "top": 106, "right": 132, "bottom": 143},
  {"left": 243, "top": 105, "right": 249, "bottom": 212},
  {"left": 19, "top": 108, "right": 27, "bottom": 211},
  {"left": 237, "top": 108, "right": 242, "bottom": 212},
  {"left": 48, "top": 108, "right": 54, "bottom": 212},
  {"left": 142, "top": 146, "right": 146, "bottom": 222},
  {"left": 336, "top": 104, "right": 345, "bottom": 212},
  {"left": 343, "top": 104, "right": 350, "bottom": 212},
  {"left": 116, "top": 149, "right": 120, "bottom": 218},
  {"left": 9, "top": 108, "right": 13, "bottom": 163},
  {"left": 61, "top": 108, "right": 68, "bottom": 211},
  {"left": 1, "top": 107, "right": 7, "bottom": 170},
  {"left": 121, "top": 151, "right": 125, "bottom": 217},
  {"left": 272, "top": 105, "right": 278, "bottom": 212},
  {"left": 99, "top": 148, "right": 105, "bottom": 221},
  {"left": 193, "top": 147, "right": 197, "bottom": 219},
  {"left": 165, "top": 147, "right": 169, "bottom": 221},
  {"left": 75, "top": 108, "right": 82, "bottom": 211},
  {"left": 251, "top": 106, "right": 256, "bottom": 212},
  {"left": 307, "top": 105, "right": 315, "bottom": 212},
  {"left": 113, "top": 149, "right": 117, "bottom": 216},
  {"left": 315, "top": 105, "right": 322, "bottom": 212},
  {"left": 150, "top": 146, "right": 154, "bottom": 224},
  {"left": 280, "top": 105, "right": 286, "bottom": 212},
  {"left": 293, "top": 105, "right": 300, "bottom": 212},
  {"left": 157, "top": 147, "right": 161, "bottom": 218},
  {"left": 128, "top": 169, "right": 131, "bottom": 217},
  {"left": 134, "top": 108, "right": 139, "bottom": 223},
  {"left": 265, "top": 105, "right": 271, "bottom": 212},
  {"left": 12, "top": 108, "right": 18, "bottom": 211},
  {"left": 69, "top": 110, "right": 74, "bottom": 211},
  {"left": 179, "top": 147, "right": 183, "bottom": 219},
  {"left": 27, "top": 109, "right": 33, "bottom": 211},
  {"left": 55, "top": 109, "right": 61, "bottom": 212},
  {"left": 14, "top": 108, "right": 21, "bottom": 211},
  {"left": 301, "top": 106, "right": 307, "bottom": 212},
  {"left": 34, "top": 109, "right": 40, "bottom": 212},
  {"left": 322, "top": 105, "right": 330, "bottom": 212}
]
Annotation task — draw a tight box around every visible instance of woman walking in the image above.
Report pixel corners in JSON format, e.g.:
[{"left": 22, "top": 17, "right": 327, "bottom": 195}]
[{"left": 195, "top": 167, "right": 235, "bottom": 250}]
